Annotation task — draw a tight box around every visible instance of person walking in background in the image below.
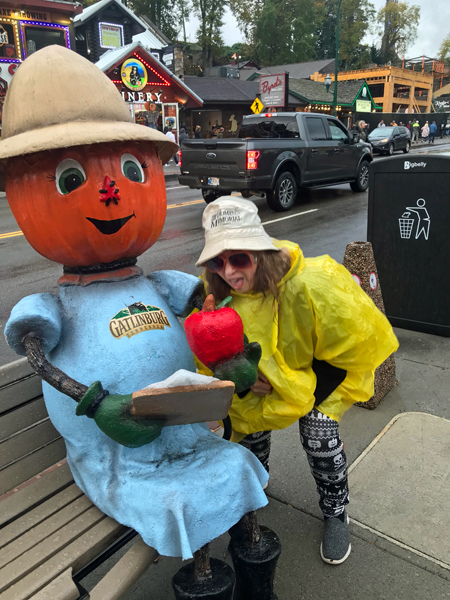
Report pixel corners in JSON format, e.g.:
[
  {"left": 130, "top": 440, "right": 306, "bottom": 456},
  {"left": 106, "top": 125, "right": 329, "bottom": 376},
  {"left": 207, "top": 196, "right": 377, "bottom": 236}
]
[
  {"left": 179, "top": 126, "right": 189, "bottom": 145},
  {"left": 440, "top": 122, "right": 445, "bottom": 139},
  {"left": 412, "top": 120, "right": 420, "bottom": 143},
  {"left": 195, "top": 197, "right": 398, "bottom": 566},
  {"left": 194, "top": 125, "right": 202, "bottom": 139},
  {"left": 355, "top": 120, "right": 368, "bottom": 142},
  {"left": 164, "top": 126, "right": 179, "bottom": 166},
  {"left": 446, "top": 121, "right": 450, "bottom": 137},
  {"left": 378, "top": 120, "right": 385, "bottom": 127},
  {"left": 421, "top": 121, "right": 429, "bottom": 143},
  {"left": 429, "top": 121, "right": 437, "bottom": 144}
]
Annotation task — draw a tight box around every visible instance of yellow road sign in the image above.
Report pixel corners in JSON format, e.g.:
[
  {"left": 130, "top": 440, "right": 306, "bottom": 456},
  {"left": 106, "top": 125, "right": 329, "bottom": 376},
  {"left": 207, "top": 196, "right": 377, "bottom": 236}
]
[{"left": 250, "top": 97, "right": 264, "bottom": 114}]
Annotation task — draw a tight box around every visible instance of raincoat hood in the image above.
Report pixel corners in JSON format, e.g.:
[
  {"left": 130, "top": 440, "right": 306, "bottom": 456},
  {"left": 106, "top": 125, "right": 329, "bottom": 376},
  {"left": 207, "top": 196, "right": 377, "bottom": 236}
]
[{"left": 198, "top": 241, "right": 399, "bottom": 437}]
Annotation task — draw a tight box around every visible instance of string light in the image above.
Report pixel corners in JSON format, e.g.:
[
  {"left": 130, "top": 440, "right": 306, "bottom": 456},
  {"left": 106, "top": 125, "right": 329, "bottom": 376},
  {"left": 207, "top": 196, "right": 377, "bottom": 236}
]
[
  {"left": 0, "top": 18, "right": 22, "bottom": 60},
  {"left": 20, "top": 21, "right": 70, "bottom": 58},
  {"left": 98, "top": 21, "right": 124, "bottom": 49},
  {"left": 133, "top": 53, "right": 170, "bottom": 86}
]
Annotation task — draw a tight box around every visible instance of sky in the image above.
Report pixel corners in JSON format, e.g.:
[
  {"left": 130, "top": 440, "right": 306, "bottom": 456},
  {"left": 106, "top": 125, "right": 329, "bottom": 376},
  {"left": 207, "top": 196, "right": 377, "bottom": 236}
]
[{"left": 184, "top": 0, "right": 450, "bottom": 61}]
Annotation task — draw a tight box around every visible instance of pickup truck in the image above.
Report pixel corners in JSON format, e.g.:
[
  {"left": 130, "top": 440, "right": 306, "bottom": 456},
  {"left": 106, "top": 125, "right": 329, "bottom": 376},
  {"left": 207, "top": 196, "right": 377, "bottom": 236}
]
[{"left": 178, "top": 112, "right": 372, "bottom": 212}]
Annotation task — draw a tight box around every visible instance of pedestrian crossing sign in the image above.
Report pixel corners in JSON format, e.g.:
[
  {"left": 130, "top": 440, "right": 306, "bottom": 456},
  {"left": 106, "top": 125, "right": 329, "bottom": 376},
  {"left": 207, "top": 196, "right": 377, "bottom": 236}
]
[{"left": 251, "top": 98, "right": 264, "bottom": 114}]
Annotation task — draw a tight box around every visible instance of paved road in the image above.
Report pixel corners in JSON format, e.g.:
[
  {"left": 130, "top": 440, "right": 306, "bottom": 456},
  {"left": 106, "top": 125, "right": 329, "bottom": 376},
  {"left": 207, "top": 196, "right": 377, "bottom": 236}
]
[{"left": 2, "top": 141, "right": 449, "bottom": 365}]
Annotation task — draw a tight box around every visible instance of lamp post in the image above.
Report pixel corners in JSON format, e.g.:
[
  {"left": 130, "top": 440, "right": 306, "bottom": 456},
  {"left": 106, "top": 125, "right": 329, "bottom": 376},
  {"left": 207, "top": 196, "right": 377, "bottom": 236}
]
[{"left": 332, "top": 0, "right": 343, "bottom": 117}]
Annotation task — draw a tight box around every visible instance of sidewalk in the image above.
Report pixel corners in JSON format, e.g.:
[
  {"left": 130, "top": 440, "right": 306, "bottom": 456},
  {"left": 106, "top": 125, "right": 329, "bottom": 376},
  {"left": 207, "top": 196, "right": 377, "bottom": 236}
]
[{"left": 81, "top": 325, "right": 450, "bottom": 599}]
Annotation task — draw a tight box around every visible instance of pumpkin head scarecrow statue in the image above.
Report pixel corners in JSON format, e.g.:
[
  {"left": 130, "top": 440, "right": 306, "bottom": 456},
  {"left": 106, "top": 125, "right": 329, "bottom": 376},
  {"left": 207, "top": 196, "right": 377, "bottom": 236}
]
[{"left": 3, "top": 47, "right": 281, "bottom": 598}]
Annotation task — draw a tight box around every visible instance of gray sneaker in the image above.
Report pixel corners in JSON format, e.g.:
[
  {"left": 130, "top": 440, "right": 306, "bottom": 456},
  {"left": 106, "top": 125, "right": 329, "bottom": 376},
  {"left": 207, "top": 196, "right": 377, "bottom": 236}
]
[{"left": 320, "top": 511, "right": 351, "bottom": 565}]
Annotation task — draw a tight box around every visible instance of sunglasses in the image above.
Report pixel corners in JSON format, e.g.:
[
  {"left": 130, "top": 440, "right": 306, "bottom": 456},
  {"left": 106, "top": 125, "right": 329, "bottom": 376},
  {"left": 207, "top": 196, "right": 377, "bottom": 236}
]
[{"left": 205, "top": 251, "right": 256, "bottom": 273}]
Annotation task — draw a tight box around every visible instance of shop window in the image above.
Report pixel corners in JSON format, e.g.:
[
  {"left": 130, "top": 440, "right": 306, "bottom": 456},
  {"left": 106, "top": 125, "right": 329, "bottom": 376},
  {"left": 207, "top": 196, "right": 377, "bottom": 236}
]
[
  {"left": 0, "top": 22, "right": 19, "bottom": 59},
  {"left": 24, "top": 25, "right": 67, "bottom": 56}
]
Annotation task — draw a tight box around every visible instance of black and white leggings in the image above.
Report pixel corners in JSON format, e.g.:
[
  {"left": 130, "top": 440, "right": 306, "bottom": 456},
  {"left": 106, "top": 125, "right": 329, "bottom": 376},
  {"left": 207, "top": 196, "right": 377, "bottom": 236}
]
[{"left": 239, "top": 407, "right": 349, "bottom": 519}]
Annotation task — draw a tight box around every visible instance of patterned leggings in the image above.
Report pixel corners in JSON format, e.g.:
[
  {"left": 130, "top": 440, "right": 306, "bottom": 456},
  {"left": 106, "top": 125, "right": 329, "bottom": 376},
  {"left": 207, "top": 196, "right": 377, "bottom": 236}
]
[{"left": 239, "top": 408, "right": 349, "bottom": 519}]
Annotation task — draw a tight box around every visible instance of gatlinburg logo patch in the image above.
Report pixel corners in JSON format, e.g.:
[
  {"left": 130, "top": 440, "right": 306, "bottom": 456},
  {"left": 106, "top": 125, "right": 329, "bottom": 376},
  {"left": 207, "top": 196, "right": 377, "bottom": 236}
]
[{"left": 109, "top": 302, "right": 171, "bottom": 339}]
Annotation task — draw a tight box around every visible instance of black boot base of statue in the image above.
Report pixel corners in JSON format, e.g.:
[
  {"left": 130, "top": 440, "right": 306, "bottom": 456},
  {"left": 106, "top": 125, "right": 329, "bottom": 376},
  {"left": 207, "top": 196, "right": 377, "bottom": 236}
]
[
  {"left": 172, "top": 557, "right": 235, "bottom": 600},
  {"left": 229, "top": 526, "right": 281, "bottom": 600}
]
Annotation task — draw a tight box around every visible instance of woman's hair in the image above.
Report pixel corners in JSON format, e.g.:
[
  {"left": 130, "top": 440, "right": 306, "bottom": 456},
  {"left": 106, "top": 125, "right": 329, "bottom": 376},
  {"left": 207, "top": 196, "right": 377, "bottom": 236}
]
[{"left": 204, "top": 249, "right": 292, "bottom": 303}]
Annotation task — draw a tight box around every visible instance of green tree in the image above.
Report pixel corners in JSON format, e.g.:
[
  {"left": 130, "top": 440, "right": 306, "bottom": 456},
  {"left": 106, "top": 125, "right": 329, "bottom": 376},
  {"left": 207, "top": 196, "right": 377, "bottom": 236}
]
[
  {"left": 438, "top": 31, "right": 450, "bottom": 63},
  {"left": 252, "top": 0, "right": 321, "bottom": 66},
  {"left": 315, "top": 0, "right": 375, "bottom": 70},
  {"left": 377, "top": 0, "right": 420, "bottom": 64},
  {"left": 129, "top": 0, "right": 191, "bottom": 42},
  {"left": 192, "top": 0, "right": 227, "bottom": 71}
]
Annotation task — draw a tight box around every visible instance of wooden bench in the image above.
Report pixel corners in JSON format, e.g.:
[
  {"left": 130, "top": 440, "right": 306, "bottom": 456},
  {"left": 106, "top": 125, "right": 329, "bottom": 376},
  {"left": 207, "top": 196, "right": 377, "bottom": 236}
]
[{"left": 0, "top": 358, "right": 158, "bottom": 600}]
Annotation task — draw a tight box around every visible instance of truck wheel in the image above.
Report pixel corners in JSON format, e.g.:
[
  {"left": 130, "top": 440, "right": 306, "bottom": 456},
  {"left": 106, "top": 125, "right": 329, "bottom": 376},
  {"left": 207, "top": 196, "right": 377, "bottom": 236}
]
[
  {"left": 241, "top": 191, "right": 251, "bottom": 199},
  {"left": 202, "top": 190, "right": 219, "bottom": 204},
  {"left": 266, "top": 172, "right": 297, "bottom": 212},
  {"left": 350, "top": 161, "right": 370, "bottom": 193}
]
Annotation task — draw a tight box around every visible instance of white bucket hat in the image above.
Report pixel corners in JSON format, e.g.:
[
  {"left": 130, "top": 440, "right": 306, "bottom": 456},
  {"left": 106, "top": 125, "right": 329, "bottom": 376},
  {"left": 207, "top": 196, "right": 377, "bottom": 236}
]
[{"left": 196, "top": 196, "right": 279, "bottom": 266}]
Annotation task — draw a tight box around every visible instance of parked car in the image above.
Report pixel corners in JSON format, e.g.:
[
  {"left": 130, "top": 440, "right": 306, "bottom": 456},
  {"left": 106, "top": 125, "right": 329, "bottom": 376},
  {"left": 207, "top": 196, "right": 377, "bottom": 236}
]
[
  {"left": 178, "top": 112, "right": 373, "bottom": 212},
  {"left": 368, "top": 126, "right": 411, "bottom": 155}
]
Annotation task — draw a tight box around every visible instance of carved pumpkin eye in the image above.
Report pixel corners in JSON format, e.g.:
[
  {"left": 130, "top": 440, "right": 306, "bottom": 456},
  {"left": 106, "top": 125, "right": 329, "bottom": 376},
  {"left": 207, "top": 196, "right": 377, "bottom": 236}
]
[
  {"left": 121, "top": 153, "right": 144, "bottom": 183},
  {"left": 55, "top": 159, "right": 86, "bottom": 195}
]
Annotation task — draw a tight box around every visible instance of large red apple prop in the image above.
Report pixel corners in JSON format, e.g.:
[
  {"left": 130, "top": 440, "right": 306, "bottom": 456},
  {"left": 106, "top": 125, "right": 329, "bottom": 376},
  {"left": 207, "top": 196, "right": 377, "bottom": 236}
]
[
  {"left": 184, "top": 295, "right": 262, "bottom": 393},
  {"left": 185, "top": 295, "right": 244, "bottom": 368}
]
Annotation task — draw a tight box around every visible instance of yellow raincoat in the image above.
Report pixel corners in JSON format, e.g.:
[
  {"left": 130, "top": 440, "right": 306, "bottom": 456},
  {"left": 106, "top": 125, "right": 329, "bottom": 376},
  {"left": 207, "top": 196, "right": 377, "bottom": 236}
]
[{"left": 197, "top": 240, "right": 399, "bottom": 438}]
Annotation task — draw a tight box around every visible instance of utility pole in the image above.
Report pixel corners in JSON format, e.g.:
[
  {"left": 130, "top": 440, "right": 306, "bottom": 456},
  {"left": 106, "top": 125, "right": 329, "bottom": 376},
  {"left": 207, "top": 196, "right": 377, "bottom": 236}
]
[{"left": 333, "top": 0, "right": 343, "bottom": 117}]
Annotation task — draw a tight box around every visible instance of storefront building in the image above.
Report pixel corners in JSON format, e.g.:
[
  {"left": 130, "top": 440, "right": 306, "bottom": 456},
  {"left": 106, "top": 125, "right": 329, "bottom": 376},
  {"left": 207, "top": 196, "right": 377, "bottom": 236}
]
[
  {"left": 0, "top": 0, "right": 80, "bottom": 125},
  {"left": 97, "top": 42, "right": 202, "bottom": 142},
  {"left": 183, "top": 76, "right": 304, "bottom": 138}
]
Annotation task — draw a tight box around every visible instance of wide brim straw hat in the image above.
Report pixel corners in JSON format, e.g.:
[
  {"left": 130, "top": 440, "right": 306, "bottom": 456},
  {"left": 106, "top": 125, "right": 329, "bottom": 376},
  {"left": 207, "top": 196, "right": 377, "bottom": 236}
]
[
  {"left": 0, "top": 45, "right": 177, "bottom": 165},
  {"left": 196, "top": 196, "right": 279, "bottom": 266}
]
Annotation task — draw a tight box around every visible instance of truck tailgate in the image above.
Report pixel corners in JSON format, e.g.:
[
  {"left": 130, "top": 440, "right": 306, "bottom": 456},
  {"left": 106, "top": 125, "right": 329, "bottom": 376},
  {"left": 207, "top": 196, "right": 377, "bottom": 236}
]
[{"left": 180, "top": 139, "right": 248, "bottom": 178}]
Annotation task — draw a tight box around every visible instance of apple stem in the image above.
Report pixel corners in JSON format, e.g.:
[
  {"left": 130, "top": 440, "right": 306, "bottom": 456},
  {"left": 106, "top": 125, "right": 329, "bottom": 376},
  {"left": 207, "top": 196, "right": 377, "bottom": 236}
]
[{"left": 202, "top": 294, "right": 216, "bottom": 312}]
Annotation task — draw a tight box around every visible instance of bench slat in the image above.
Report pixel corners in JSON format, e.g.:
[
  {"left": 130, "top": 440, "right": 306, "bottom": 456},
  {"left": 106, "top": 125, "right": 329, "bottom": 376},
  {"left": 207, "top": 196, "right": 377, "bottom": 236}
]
[
  {"left": 0, "top": 517, "right": 125, "bottom": 600},
  {"left": 0, "top": 484, "right": 84, "bottom": 548},
  {"left": 0, "top": 397, "right": 48, "bottom": 442},
  {"left": 0, "top": 505, "right": 107, "bottom": 592},
  {"left": 0, "top": 377, "right": 43, "bottom": 414},
  {"left": 0, "top": 462, "right": 73, "bottom": 527},
  {"left": 0, "top": 494, "right": 94, "bottom": 566},
  {"left": 0, "top": 439, "right": 67, "bottom": 496},
  {"left": 30, "top": 568, "right": 79, "bottom": 600},
  {"left": 1, "top": 420, "right": 61, "bottom": 469},
  {"left": 0, "top": 358, "right": 34, "bottom": 388}
]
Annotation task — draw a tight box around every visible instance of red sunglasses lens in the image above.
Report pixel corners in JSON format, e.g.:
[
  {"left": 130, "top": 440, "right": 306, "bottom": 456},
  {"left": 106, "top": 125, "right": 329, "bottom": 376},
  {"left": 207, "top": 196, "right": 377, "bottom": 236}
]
[
  {"left": 206, "top": 256, "right": 225, "bottom": 272},
  {"left": 228, "top": 253, "right": 253, "bottom": 269}
]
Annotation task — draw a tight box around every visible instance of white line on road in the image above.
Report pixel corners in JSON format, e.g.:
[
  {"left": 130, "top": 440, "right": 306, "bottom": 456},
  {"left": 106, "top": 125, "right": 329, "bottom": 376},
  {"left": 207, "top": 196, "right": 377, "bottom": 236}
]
[{"left": 263, "top": 209, "right": 318, "bottom": 225}]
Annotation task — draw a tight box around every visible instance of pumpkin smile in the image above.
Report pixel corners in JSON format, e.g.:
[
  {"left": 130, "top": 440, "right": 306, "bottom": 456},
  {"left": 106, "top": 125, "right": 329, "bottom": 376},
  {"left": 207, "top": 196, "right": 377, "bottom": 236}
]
[{"left": 86, "top": 213, "right": 136, "bottom": 235}]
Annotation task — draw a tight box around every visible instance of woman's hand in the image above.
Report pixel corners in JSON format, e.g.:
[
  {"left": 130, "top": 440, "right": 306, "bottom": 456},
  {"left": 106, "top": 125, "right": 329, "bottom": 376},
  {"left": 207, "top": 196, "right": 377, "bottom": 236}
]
[{"left": 251, "top": 371, "right": 272, "bottom": 397}]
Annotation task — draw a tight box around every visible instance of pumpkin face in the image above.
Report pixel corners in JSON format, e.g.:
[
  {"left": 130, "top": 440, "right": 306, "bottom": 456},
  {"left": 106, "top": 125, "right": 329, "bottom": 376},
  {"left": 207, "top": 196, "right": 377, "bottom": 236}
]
[{"left": 5, "top": 142, "right": 166, "bottom": 267}]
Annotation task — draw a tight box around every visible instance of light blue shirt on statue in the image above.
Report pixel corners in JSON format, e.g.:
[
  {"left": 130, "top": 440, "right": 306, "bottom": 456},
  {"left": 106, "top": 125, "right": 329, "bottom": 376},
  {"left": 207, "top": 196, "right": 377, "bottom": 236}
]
[{"left": 5, "top": 270, "right": 268, "bottom": 559}]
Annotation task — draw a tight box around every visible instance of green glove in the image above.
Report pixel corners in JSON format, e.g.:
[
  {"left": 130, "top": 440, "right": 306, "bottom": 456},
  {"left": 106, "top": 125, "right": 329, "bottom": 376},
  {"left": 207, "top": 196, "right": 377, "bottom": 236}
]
[
  {"left": 76, "top": 381, "right": 164, "bottom": 449},
  {"left": 212, "top": 340, "right": 262, "bottom": 394}
]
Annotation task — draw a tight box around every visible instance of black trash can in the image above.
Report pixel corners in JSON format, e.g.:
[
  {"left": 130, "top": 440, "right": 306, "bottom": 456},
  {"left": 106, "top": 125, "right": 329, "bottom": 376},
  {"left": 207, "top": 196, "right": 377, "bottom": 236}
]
[{"left": 368, "top": 154, "right": 450, "bottom": 337}]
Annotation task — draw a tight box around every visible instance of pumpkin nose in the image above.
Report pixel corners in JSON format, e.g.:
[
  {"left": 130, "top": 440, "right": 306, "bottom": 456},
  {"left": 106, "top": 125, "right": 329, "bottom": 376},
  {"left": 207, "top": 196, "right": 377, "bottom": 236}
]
[{"left": 99, "top": 175, "right": 120, "bottom": 206}]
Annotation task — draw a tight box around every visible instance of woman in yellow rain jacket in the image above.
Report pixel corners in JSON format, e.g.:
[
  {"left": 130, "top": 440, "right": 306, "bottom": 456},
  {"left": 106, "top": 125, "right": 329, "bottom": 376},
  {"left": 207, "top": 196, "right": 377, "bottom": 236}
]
[{"left": 195, "top": 196, "right": 399, "bottom": 566}]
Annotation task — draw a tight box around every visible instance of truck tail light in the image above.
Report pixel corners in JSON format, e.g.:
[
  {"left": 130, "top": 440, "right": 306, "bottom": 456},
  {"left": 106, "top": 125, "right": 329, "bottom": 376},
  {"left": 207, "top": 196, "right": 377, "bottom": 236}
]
[
  {"left": 246, "top": 150, "right": 261, "bottom": 170},
  {"left": 177, "top": 150, "right": 182, "bottom": 168}
]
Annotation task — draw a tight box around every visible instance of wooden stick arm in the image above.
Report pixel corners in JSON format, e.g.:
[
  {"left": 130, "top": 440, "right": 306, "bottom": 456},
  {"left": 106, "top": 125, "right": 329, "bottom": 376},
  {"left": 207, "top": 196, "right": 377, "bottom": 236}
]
[{"left": 22, "top": 332, "right": 88, "bottom": 402}]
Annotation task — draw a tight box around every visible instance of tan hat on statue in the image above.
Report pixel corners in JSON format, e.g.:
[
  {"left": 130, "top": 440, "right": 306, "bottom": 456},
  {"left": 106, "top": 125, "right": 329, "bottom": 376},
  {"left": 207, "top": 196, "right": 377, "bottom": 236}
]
[
  {"left": 0, "top": 45, "right": 177, "bottom": 164},
  {"left": 196, "top": 196, "right": 279, "bottom": 266}
]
